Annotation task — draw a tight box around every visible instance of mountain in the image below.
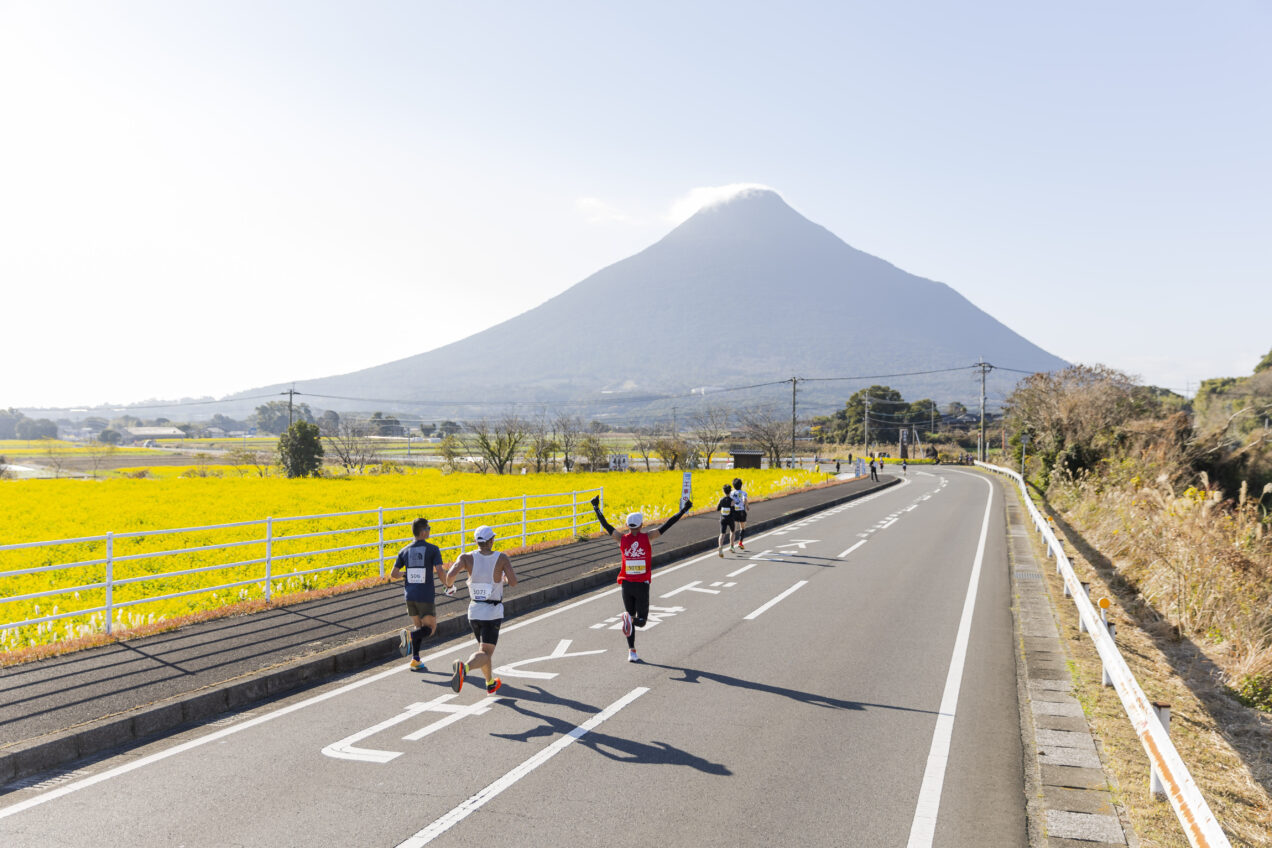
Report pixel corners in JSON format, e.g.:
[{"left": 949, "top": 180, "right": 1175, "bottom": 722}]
[{"left": 236, "top": 189, "right": 1068, "bottom": 420}]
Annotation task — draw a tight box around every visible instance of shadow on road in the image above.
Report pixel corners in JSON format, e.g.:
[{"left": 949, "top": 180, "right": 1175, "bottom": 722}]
[
  {"left": 486, "top": 685, "right": 731, "bottom": 775},
  {"left": 643, "top": 663, "right": 940, "bottom": 716}
]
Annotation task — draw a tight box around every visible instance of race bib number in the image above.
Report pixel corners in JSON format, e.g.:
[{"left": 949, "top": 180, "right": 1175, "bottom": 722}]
[
  {"left": 720, "top": 507, "right": 731, "bottom": 516},
  {"left": 406, "top": 568, "right": 427, "bottom": 584},
  {"left": 469, "top": 582, "right": 495, "bottom": 602},
  {"left": 625, "top": 559, "right": 648, "bottom": 576}
]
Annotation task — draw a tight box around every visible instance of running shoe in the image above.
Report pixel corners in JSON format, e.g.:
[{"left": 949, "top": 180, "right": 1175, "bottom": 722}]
[
  {"left": 717, "top": 549, "right": 724, "bottom": 558},
  {"left": 620, "top": 612, "right": 633, "bottom": 637},
  {"left": 450, "top": 660, "right": 465, "bottom": 693},
  {"left": 729, "top": 544, "right": 735, "bottom": 552},
  {"left": 627, "top": 650, "right": 640, "bottom": 663},
  {"left": 737, "top": 543, "right": 745, "bottom": 550},
  {"left": 409, "top": 658, "right": 423, "bottom": 671},
  {"left": 398, "top": 628, "right": 410, "bottom": 658},
  {"left": 486, "top": 678, "right": 502, "bottom": 695}
]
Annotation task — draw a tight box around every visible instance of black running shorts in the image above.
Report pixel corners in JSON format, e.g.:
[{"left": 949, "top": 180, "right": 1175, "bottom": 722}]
[{"left": 469, "top": 618, "right": 502, "bottom": 646}]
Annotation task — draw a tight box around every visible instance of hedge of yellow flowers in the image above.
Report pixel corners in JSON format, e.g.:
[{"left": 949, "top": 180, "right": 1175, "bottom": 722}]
[{"left": 0, "top": 468, "right": 819, "bottom": 649}]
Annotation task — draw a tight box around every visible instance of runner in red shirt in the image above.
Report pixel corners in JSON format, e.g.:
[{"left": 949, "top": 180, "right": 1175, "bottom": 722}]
[{"left": 590, "top": 495, "right": 691, "bottom": 662}]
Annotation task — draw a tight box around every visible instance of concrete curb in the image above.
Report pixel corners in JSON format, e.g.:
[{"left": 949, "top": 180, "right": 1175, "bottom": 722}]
[
  {"left": 1, "top": 478, "right": 897, "bottom": 784},
  {"left": 995, "top": 473, "right": 1137, "bottom": 848}
]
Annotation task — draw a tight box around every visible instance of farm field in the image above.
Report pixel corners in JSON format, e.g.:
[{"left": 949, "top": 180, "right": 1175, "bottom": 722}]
[{"left": 0, "top": 468, "right": 823, "bottom": 652}]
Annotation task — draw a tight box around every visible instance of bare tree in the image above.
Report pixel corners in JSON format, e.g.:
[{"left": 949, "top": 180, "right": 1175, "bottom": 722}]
[
  {"left": 631, "top": 428, "right": 656, "bottom": 471},
  {"left": 580, "top": 433, "right": 610, "bottom": 471},
  {"left": 322, "top": 416, "right": 376, "bottom": 474},
  {"left": 738, "top": 406, "right": 789, "bottom": 468},
  {"left": 526, "top": 411, "right": 560, "bottom": 473},
  {"left": 467, "top": 415, "right": 529, "bottom": 475},
  {"left": 653, "top": 432, "right": 689, "bottom": 470},
  {"left": 689, "top": 405, "right": 732, "bottom": 469},
  {"left": 555, "top": 413, "right": 583, "bottom": 472},
  {"left": 438, "top": 434, "right": 464, "bottom": 472},
  {"left": 39, "top": 438, "right": 69, "bottom": 478},
  {"left": 86, "top": 440, "right": 116, "bottom": 479}
]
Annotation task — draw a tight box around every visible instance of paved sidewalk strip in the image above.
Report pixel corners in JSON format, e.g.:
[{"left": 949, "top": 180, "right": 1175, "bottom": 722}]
[{"left": 1004, "top": 488, "right": 1134, "bottom": 848}]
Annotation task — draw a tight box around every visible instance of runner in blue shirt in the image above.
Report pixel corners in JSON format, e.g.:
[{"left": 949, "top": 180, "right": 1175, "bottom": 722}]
[{"left": 389, "top": 517, "right": 449, "bottom": 671}]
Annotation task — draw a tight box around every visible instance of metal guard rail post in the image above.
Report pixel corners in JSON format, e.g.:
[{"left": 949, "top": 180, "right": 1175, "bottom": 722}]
[{"left": 976, "top": 461, "right": 1231, "bottom": 848}]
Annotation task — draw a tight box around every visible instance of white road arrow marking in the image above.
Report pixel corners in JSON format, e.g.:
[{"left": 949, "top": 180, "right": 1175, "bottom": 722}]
[
  {"left": 322, "top": 694, "right": 468, "bottom": 763},
  {"left": 776, "top": 539, "right": 819, "bottom": 549},
  {"left": 660, "top": 580, "right": 722, "bottom": 598},
  {"left": 493, "top": 639, "right": 605, "bottom": 680}
]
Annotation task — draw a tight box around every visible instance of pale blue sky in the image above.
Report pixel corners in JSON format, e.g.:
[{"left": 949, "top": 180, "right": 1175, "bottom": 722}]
[{"left": 2, "top": 1, "right": 1268, "bottom": 409}]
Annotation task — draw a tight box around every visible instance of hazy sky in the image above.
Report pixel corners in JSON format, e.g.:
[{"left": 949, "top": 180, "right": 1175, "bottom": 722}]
[{"left": 2, "top": 1, "right": 1268, "bottom": 410}]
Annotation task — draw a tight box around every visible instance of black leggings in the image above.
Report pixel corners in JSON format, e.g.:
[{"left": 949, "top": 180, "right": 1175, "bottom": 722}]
[{"left": 620, "top": 581, "right": 650, "bottom": 647}]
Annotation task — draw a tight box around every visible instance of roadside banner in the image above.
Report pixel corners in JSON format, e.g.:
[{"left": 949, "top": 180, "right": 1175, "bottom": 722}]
[{"left": 680, "top": 471, "right": 692, "bottom": 509}]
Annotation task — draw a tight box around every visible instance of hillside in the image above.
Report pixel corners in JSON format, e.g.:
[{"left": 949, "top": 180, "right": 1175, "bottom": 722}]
[{"left": 232, "top": 189, "right": 1068, "bottom": 418}]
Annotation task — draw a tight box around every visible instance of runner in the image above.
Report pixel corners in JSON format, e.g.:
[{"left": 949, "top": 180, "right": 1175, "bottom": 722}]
[
  {"left": 717, "top": 483, "right": 736, "bottom": 556},
  {"left": 388, "top": 517, "right": 449, "bottom": 671},
  {"left": 730, "top": 477, "right": 749, "bottom": 550},
  {"left": 589, "top": 494, "right": 692, "bottom": 662},
  {"left": 445, "top": 525, "right": 517, "bottom": 695}
]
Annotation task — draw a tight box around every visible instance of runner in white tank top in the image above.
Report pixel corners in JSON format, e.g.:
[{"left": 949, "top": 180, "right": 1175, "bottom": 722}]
[{"left": 444, "top": 525, "right": 517, "bottom": 695}]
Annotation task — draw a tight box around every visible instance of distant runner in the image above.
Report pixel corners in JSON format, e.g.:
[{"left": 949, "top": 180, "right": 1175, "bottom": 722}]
[
  {"left": 717, "top": 484, "right": 736, "bottom": 556},
  {"left": 445, "top": 525, "right": 517, "bottom": 695},
  {"left": 590, "top": 495, "right": 692, "bottom": 662},
  {"left": 730, "top": 477, "right": 749, "bottom": 550},
  {"left": 389, "top": 517, "right": 448, "bottom": 671}
]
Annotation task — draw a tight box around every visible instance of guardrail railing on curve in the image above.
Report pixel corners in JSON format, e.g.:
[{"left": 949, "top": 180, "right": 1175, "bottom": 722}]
[
  {"left": 977, "top": 461, "right": 1231, "bottom": 848},
  {"left": 0, "top": 487, "right": 604, "bottom": 648}
]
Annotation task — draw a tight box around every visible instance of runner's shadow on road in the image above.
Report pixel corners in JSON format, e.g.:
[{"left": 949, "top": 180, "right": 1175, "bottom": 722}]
[
  {"left": 488, "top": 685, "right": 731, "bottom": 776},
  {"left": 643, "top": 664, "right": 939, "bottom": 716}
]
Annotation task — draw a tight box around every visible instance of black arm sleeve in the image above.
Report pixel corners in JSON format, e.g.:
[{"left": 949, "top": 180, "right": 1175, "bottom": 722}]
[
  {"left": 593, "top": 503, "right": 615, "bottom": 535},
  {"left": 657, "top": 503, "right": 689, "bottom": 535}
]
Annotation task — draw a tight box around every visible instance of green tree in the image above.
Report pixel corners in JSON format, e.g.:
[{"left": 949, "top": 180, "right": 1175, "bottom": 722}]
[
  {"left": 254, "top": 401, "right": 313, "bottom": 435},
  {"left": 16, "top": 417, "right": 57, "bottom": 440},
  {"left": 813, "top": 385, "right": 904, "bottom": 445},
  {"left": 1256, "top": 346, "right": 1272, "bottom": 374},
  {"left": 278, "top": 421, "right": 324, "bottom": 477},
  {"left": 98, "top": 429, "right": 123, "bottom": 445}
]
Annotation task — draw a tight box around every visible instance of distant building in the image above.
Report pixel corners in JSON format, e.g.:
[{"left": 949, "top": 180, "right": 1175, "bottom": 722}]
[
  {"left": 122, "top": 426, "right": 187, "bottom": 444},
  {"left": 729, "top": 448, "right": 764, "bottom": 469}
]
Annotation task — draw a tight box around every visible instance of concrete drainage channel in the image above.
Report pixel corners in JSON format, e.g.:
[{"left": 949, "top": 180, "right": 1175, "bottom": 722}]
[
  {"left": 0, "top": 478, "right": 898, "bottom": 786},
  {"left": 1004, "top": 487, "right": 1138, "bottom": 848}
]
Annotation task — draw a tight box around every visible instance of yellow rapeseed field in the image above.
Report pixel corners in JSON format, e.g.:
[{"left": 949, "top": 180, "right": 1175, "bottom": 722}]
[{"left": 0, "top": 468, "right": 819, "bottom": 650}]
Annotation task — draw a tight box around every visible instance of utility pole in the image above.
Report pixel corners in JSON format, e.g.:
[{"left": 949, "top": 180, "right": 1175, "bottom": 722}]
[
  {"left": 283, "top": 386, "right": 297, "bottom": 429},
  {"left": 977, "top": 360, "right": 990, "bottom": 462},
  {"left": 863, "top": 397, "right": 871, "bottom": 456},
  {"left": 790, "top": 377, "right": 798, "bottom": 469},
  {"left": 671, "top": 406, "right": 678, "bottom": 439}
]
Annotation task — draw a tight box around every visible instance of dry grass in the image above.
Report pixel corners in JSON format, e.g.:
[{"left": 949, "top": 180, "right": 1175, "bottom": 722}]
[{"left": 1023, "top": 483, "right": 1272, "bottom": 847}]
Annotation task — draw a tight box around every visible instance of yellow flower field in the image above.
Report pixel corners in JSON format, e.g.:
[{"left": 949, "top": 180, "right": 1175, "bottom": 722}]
[{"left": 0, "top": 468, "right": 819, "bottom": 650}]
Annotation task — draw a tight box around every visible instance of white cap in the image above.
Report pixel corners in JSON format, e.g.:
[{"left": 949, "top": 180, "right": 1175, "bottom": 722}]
[
  {"left": 473, "top": 525, "right": 495, "bottom": 543},
  {"left": 625, "top": 512, "right": 643, "bottom": 528}
]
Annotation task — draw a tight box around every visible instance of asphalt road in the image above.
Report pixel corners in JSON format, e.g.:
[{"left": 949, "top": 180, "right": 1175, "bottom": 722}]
[{"left": 0, "top": 468, "right": 1023, "bottom": 847}]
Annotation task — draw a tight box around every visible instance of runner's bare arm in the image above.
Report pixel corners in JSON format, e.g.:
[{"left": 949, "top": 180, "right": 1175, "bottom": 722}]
[
  {"left": 498, "top": 554, "right": 518, "bottom": 587},
  {"left": 444, "top": 554, "right": 471, "bottom": 587}
]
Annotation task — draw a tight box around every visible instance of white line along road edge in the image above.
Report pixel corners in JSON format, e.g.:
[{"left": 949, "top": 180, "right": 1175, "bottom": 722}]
[
  {"left": 906, "top": 473, "right": 994, "bottom": 848},
  {"left": 396, "top": 687, "right": 650, "bottom": 847}
]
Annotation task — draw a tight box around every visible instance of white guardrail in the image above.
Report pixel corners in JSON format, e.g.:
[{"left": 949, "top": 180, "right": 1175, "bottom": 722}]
[
  {"left": 0, "top": 487, "right": 603, "bottom": 645},
  {"left": 978, "top": 461, "right": 1231, "bottom": 848}
]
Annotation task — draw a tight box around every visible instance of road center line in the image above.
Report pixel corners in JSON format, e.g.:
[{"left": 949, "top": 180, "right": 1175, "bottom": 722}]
[
  {"left": 743, "top": 580, "right": 808, "bottom": 620},
  {"left": 837, "top": 540, "right": 866, "bottom": 558},
  {"left": 396, "top": 687, "right": 649, "bottom": 847},
  {"left": 905, "top": 473, "right": 994, "bottom": 847}
]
